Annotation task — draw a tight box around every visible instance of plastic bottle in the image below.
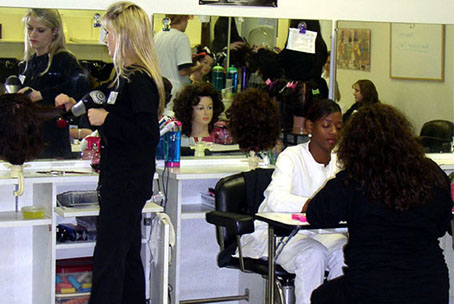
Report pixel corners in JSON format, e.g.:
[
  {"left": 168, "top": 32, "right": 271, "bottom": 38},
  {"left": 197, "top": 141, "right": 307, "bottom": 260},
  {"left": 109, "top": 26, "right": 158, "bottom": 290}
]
[
  {"left": 165, "top": 121, "right": 182, "bottom": 168},
  {"left": 212, "top": 64, "right": 224, "bottom": 91},
  {"left": 227, "top": 65, "right": 239, "bottom": 93},
  {"left": 90, "top": 143, "right": 100, "bottom": 172}
]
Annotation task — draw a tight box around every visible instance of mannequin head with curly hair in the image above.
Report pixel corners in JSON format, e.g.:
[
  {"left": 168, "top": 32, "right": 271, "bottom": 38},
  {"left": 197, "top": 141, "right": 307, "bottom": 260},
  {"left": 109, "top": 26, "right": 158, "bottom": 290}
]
[
  {"left": 337, "top": 103, "right": 449, "bottom": 210},
  {"left": 0, "top": 93, "right": 43, "bottom": 164},
  {"left": 227, "top": 88, "right": 280, "bottom": 152},
  {"left": 173, "top": 82, "right": 224, "bottom": 137}
]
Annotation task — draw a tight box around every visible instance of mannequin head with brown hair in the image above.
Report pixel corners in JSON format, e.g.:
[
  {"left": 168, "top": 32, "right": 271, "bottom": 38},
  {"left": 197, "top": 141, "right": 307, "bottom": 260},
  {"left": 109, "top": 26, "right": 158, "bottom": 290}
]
[
  {"left": 0, "top": 93, "right": 43, "bottom": 164},
  {"left": 227, "top": 88, "right": 280, "bottom": 152}
]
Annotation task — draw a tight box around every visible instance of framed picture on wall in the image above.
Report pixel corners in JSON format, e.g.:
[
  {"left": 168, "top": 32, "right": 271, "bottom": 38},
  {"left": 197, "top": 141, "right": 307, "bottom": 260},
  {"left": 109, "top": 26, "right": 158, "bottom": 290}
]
[
  {"left": 336, "top": 28, "right": 371, "bottom": 71},
  {"left": 390, "top": 23, "right": 445, "bottom": 81}
]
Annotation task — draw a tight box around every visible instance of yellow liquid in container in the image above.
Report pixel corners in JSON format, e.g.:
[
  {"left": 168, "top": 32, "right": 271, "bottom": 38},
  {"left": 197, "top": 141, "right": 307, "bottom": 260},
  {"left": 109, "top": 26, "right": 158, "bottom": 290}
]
[{"left": 21, "top": 206, "right": 45, "bottom": 219}]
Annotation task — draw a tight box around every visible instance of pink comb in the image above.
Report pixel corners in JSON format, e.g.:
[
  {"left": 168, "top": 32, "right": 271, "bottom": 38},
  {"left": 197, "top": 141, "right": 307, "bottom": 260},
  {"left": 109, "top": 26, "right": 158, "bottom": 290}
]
[{"left": 292, "top": 214, "right": 307, "bottom": 222}]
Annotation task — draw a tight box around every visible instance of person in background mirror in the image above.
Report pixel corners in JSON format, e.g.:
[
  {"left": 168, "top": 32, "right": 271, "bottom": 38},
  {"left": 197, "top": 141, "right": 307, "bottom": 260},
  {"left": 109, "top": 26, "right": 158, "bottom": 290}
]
[
  {"left": 279, "top": 19, "right": 328, "bottom": 94},
  {"left": 18, "top": 8, "right": 90, "bottom": 159},
  {"left": 239, "top": 99, "right": 346, "bottom": 304},
  {"left": 248, "top": 48, "right": 283, "bottom": 89},
  {"left": 322, "top": 51, "right": 341, "bottom": 103},
  {"left": 211, "top": 17, "right": 246, "bottom": 54},
  {"left": 307, "top": 103, "right": 452, "bottom": 304},
  {"left": 189, "top": 45, "right": 214, "bottom": 84},
  {"left": 154, "top": 14, "right": 203, "bottom": 116},
  {"left": 342, "top": 79, "right": 379, "bottom": 123},
  {"left": 56, "top": 2, "right": 165, "bottom": 303},
  {"left": 173, "top": 82, "right": 224, "bottom": 146}
]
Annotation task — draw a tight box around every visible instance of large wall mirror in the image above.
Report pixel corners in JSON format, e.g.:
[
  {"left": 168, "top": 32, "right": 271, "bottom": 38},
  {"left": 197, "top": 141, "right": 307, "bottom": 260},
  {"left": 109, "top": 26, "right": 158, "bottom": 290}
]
[
  {"left": 335, "top": 21, "right": 453, "bottom": 133},
  {"left": 0, "top": 8, "right": 109, "bottom": 61},
  {"left": 0, "top": 7, "right": 112, "bottom": 94},
  {"left": 152, "top": 14, "right": 453, "bottom": 135},
  {"left": 0, "top": 7, "right": 452, "bottom": 158}
]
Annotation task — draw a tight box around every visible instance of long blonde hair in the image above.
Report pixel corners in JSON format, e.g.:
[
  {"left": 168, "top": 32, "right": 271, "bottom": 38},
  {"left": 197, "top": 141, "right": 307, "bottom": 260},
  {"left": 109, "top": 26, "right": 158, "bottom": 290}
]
[
  {"left": 102, "top": 2, "right": 165, "bottom": 116},
  {"left": 22, "top": 9, "right": 68, "bottom": 76}
]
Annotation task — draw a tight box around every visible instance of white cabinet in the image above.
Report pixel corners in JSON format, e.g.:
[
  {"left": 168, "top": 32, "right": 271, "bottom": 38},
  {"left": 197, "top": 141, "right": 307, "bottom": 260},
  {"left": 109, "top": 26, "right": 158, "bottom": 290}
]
[
  {"left": 157, "top": 157, "right": 266, "bottom": 303},
  {"left": 0, "top": 160, "right": 168, "bottom": 304}
]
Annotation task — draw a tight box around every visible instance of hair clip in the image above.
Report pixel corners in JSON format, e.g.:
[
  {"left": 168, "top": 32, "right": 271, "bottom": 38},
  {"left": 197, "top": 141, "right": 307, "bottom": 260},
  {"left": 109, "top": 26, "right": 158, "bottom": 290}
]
[
  {"left": 286, "top": 81, "right": 298, "bottom": 90},
  {"left": 162, "top": 17, "right": 171, "bottom": 31},
  {"left": 312, "top": 88, "right": 320, "bottom": 96},
  {"left": 265, "top": 78, "right": 278, "bottom": 89},
  {"left": 298, "top": 22, "right": 307, "bottom": 34}
]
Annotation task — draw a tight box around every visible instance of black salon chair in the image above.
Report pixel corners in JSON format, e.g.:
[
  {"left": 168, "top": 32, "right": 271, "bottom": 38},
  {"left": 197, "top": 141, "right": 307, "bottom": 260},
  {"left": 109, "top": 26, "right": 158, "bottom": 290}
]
[
  {"left": 206, "top": 169, "right": 295, "bottom": 304},
  {"left": 419, "top": 120, "right": 454, "bottom": 153}
]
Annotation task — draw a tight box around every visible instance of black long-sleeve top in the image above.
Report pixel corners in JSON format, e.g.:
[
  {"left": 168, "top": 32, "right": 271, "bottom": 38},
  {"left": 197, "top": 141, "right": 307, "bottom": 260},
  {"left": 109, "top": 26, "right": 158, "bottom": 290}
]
[
  {"left": 98, "top": 70, "right": 160, "bottom": 202},
  {"left": 19, "top": 51, "right": 90, "bottom": 158},
  {"left": 306, "top": 167, "right": 453, "bottom": 303}
]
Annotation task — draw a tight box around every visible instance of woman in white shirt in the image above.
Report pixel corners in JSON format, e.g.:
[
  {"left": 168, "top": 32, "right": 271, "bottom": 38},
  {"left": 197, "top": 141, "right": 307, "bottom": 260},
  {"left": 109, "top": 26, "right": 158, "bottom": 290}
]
[{"left": 241, "top": 98, "right": 347, "bottom": 304}]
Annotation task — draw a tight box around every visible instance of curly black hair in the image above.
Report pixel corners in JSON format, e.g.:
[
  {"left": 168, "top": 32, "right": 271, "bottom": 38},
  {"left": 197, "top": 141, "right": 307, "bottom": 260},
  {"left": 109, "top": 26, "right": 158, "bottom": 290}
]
[
  {"left": 226, "top": 88, "right": 280, "bottom": 152},
  {"left": 0, "top": 93, "right": 43, "bottom": 164},
  {"left": 337, "top": 103, "right": 449, "bottom": 211},
  {"left": 173, "top": 82, "right": 224, "bottom": 137}
]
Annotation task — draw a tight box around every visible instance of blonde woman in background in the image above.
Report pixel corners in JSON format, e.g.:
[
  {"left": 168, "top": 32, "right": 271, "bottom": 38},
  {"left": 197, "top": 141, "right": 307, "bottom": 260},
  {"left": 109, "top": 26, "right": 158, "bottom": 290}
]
[
  {"left": 56, "top": 2, "right": 165, "bottom": 303},
  {"left": 18, "top": 8, "right": 90, "bottom": 158}
]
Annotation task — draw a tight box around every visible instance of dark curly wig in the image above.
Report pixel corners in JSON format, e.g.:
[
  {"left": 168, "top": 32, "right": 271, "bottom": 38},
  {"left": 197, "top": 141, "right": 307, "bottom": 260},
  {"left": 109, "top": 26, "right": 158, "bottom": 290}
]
[
  {"left": 0, "top": 93, "right": 43, "bottom": 164},
  {"left": 173, "top": 82, "right": 224, "bottom": 137},
  {"left": 337, "top": 103, "right": 449, "bottom": 211},
  {"left": 226, "top": 88, "right": 280, "bottom": 152},
  {"left": 353, "top": 79, "right": 379, "bottom": 105}
]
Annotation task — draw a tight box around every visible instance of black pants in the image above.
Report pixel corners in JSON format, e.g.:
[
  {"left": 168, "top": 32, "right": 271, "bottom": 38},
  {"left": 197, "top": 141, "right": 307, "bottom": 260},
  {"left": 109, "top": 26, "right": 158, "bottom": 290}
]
[
  {"left": 311, "top": 276, "right": 354, "bottom": 304},
  {"left": 88, "top": 187, "right": 146, "bottom": 304},
  {"left": 311, "top": 273, "right": 449, "bottom": 304}
]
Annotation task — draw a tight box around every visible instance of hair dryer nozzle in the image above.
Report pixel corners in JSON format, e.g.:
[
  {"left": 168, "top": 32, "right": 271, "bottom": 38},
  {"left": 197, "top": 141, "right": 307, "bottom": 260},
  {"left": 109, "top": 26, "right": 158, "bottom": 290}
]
[{"left": 4, "top": 75, "right": 23, "bottom": 94}]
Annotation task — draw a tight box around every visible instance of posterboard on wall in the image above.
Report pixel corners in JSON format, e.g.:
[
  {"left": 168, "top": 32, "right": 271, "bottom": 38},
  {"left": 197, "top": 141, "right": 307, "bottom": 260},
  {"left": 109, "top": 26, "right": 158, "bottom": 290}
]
[{"left": 390, "top": 23, "right": 445, "bottom": 81}]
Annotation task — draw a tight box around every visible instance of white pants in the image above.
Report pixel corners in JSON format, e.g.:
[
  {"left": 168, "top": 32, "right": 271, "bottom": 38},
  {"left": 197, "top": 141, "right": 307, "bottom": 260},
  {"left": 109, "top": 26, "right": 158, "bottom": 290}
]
[{"left": 276, "top": 233, "right": 347, "bottom": 304}]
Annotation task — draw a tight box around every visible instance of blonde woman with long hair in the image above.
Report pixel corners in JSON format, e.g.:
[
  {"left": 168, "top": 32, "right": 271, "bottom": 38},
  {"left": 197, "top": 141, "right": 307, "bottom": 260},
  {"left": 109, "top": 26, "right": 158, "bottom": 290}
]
[
  {"left": 18, "top": 8, "right": 90, "bottom": 158},
  {"left": 56, "top": 2, "right": 165, "bottom": 303}
]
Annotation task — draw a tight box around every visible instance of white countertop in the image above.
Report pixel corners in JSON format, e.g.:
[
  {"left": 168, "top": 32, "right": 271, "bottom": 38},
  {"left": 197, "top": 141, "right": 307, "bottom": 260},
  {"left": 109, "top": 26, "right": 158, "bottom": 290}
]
[{"left": 156, "top": 155, "right": 269, "bottom": 179}]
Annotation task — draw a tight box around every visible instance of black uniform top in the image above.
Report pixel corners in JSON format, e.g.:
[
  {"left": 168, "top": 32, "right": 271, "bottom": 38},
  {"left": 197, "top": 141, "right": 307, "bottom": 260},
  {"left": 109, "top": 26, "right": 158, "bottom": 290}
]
[
  {"left": 98, "top": 69, "right": 160, "bottom": 202},
  {"left": 19, "top": 51, "right": 90, "bottom": 158},
  {"left": 306, "top": 167, "right": 453, "bottom": 303},
  {"left": 342, "top": 102, "right": 360, "bottom": 123}
]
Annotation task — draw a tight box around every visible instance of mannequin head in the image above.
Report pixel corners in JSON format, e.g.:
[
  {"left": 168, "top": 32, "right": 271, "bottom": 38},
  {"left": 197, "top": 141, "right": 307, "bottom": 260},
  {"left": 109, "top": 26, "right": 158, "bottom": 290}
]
[
  {"left": 173, "top": 82, "right": 224, "bottom": 137},
  {"left": 0, "top": 93, "right": 43, "bottom": 164},
  {"left": 227, "top": 88, "right": 280, "bottom": 152}
]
